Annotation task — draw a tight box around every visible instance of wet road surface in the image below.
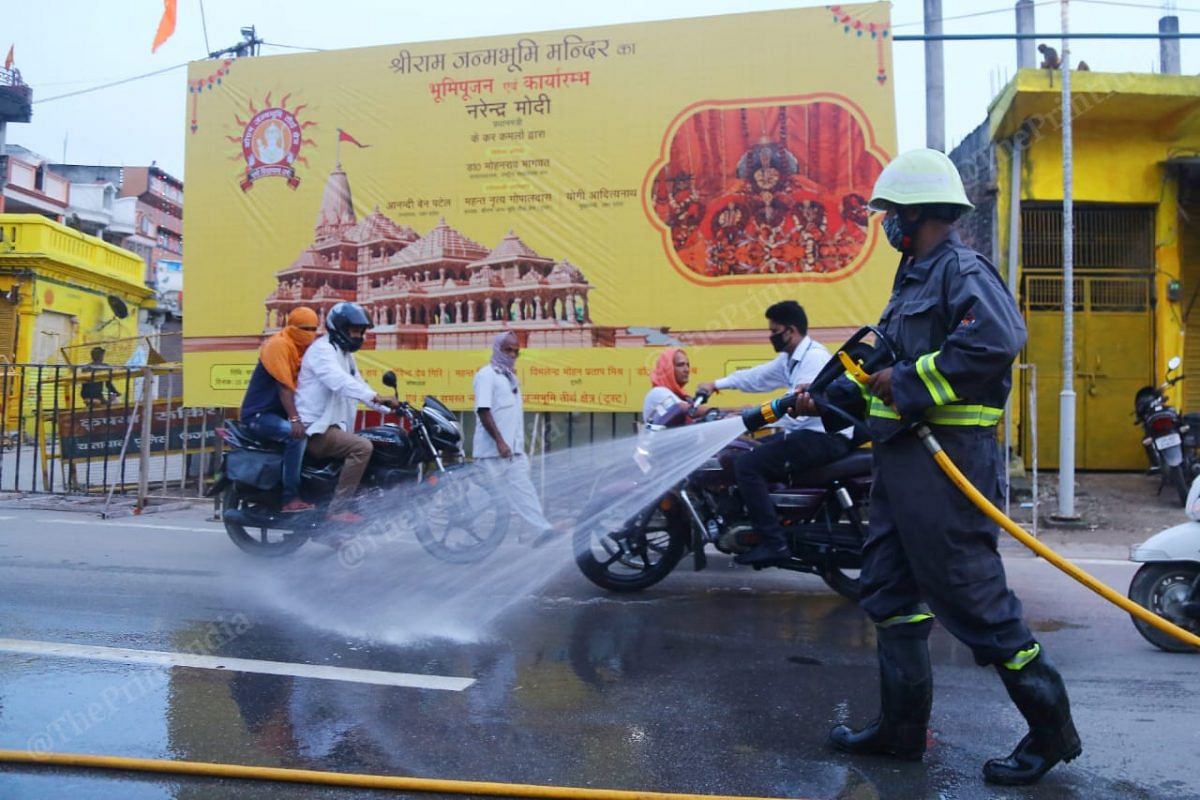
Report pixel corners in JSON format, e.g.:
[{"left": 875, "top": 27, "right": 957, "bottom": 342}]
[{"left": 0, "top": 507, "right": 1196, "bottom": 799}]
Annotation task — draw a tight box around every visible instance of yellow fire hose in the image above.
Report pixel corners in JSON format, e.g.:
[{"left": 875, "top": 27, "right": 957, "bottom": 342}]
[
  {"left": 0, "top": 749, "right": 798, "bottom": 799},
  {"left": 838, "top": 351, "right": 1198, "bottom": 650},
  {"left": 917, "top": 426, "right": 1200, "bottom": 650}
]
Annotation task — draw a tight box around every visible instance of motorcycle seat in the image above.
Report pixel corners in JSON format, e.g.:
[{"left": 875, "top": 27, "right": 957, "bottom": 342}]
[
  {"left": 226, "top": 420, "right": 285, "bottom": 453},
  {"left": 787, "top": 449, "right": 873, "bottom": 488}
]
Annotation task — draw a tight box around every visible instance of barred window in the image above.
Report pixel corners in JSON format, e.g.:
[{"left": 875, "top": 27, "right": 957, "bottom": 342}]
[{"left": 1022, "top": 204, "right": 1155, "bottom": 270}]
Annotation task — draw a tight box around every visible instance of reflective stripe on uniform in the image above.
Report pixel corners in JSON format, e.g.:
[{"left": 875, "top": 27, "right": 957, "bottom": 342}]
[
  {"left": 1003, "top": 642, "right": 1041, "bottom": 670},
  {"left": 877, "top": 612, "right": 935, "bottom": 628},
  {"left": 915, "top": 351, "right": 960, "bottom": 406},
  {"left": 924, "top": 404, "right": 1003, "bottom": 426},
  {"left": 868, "top": 397, "right": 902, "bottom": 419},
  {"left": 867, "top": 400, "right": 1003, "bottom": 427},
  {"left": 847, "top": 371, "right": 873, "bottom": 405}
]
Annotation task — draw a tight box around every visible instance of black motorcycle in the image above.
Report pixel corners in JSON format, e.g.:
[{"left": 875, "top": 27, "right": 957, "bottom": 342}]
[
  {"left": 1134, "top": 356, "right": 1200, "bottom": 506},
  {"left": 213, "top": 371, "right": 509, "bottom": 560},
  {"left": 572, "top": 432, "right": 870, "bottom": 600}
]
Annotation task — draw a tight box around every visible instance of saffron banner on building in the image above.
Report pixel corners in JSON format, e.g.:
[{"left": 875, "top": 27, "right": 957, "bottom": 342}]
[{"left": 183, "top": 2, "right": 896, "bottom": 410}]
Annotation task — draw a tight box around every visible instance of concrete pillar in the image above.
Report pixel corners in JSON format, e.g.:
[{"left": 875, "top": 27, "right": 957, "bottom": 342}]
[
  {"left": 1015, "top": 0, "right": 1036, "bottom": 69},
  {"left": 454, "top": 300, "right": 463, "bottom": 324},
  {"left": 1161, "top": 16, "right": 1181, "bottom": 75},
  {"left": 534, "top": 296, "right": 543, "bottom": 320},
  {"left": 924, "top": 0, "right": 945, "bottom": 152}
]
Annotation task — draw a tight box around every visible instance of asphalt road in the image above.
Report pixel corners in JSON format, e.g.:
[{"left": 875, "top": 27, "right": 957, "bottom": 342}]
[{"left": 0, "top": 506, "right": 1196, "bottom": 800}]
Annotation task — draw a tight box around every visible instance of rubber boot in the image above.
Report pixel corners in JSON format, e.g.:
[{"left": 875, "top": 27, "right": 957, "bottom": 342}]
[
  {"left": 983, "top": 647, "right": 1082, "bottom": 786},
  {"left": 828, "top": 624, "right": 932, "bottom": 760}
]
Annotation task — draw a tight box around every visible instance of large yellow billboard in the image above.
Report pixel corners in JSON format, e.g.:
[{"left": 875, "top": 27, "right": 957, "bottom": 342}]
[{"left": 184, "top": 3, "right": 896, "bottom": 410}]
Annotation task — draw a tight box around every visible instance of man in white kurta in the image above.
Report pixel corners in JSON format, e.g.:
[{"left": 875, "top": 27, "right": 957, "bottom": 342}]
[{"left": 472, "top": 331, "right": 555, "bottom": 545}]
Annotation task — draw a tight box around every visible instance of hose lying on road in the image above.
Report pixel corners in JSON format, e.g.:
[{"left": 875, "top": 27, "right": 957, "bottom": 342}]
[
  {"left": 918, "top": 426, "right": 1200, "bottom": 650},
  {"left": 0, "top": 749, "right": 799, "bottom": 800}
]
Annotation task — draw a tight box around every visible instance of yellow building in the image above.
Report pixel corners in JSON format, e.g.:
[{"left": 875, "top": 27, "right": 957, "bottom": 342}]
[
  {"left": 0, "top": 214, "right": 154, "bottom": 426},
  {"left": 953, "top": 70, "right": 1200, "bottom": 470}
]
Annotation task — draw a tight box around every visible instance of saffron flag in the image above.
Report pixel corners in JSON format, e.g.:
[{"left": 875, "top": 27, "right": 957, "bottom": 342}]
[
  {"left": 152, "top": 0, "right": 177, "bottom": 53},
  {"left": 337, "top": 129, "right": 370, "bottom": 148},
  {"left": 4, "top": 45, "right": 13, "bottom": 71}
]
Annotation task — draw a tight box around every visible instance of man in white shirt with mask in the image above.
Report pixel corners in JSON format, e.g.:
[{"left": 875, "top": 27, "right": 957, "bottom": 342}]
[
  {"left": 473, "top": 331, "right": 559, "bottom": 547},
  {"left": 696, "top": 300, "right": 856, "bottom": 566},
  {"left": 296, "top": 302, "right": 397, "bottom": 524}
]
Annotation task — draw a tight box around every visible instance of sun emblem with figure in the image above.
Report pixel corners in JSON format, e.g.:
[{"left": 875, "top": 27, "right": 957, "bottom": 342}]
[{"left": 227, "top": 92, "right": 317, "bottom": 191}]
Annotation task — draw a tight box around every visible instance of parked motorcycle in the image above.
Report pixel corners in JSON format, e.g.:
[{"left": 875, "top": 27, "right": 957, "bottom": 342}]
[
  {"left": 572, "top": 428, "right": 870, "bottom": 600},
  {"left": 1129, "top": 476, "right": 1200, "bottom": 652},
  {"left": 213, "top": 371, "right": 509, "bottom": 560},
  {"left": 1134, "top": 355, "right": 1199, "bottom": 506}
]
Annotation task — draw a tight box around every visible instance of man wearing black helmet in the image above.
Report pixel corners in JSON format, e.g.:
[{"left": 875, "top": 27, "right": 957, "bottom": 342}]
[{"left": 295, "top": 302, "right": 398, "bottom": 524}]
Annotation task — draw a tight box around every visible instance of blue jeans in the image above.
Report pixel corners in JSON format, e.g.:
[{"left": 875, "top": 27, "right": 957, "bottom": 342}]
[{"left": 244, "top": 413, "right": 306, "bottom": 503}]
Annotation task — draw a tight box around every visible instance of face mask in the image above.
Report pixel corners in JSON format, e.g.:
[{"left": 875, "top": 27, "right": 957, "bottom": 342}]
[
  {"left": 883, "top": 212, "right": 925, "bottom": 254},
  {"left": 882, "top": 214, "right": 910, "bottom": 252},
  {"left": 769, "top": 331, "right": 789, "bottom": 352},
  {"left": 283, "top": 326, "right": 316, "bottom": 349}
]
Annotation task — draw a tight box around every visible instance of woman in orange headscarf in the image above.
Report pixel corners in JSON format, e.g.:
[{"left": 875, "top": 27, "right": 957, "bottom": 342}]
[{"left": 642, "top": 347, "right": 700, "bottom": 427}]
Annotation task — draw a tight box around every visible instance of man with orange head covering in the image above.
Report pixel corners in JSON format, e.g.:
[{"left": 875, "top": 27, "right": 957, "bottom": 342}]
[{"left": 239, "top": 306, "right": 320, "bottom": 513}]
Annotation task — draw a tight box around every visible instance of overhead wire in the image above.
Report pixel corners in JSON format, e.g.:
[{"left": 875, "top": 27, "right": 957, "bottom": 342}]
[
  {"left": 1076, "top": 0, "right": 1200, "bottom": 11},
  {"left": 892, "top": 1, "right": 1058, "bottom": 29},
  {"left": 261, "top": 42, "right": 324, "bottom": 52},
  {"left": 33, "top": 63, "right": 189, "bottom": 105},
  {"left": 893, "top": 0, "right": 1200, "bottom": 31}
]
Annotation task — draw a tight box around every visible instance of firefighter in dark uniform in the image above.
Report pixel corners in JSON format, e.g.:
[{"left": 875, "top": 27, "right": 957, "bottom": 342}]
[{"left": 797, "top": 149, "right": 1081, "bottom": 786}]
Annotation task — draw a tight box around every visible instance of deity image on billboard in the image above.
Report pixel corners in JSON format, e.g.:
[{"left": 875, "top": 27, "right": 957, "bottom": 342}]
[{"left": 648, "top": 98, "right": 887, "bottom": 282}]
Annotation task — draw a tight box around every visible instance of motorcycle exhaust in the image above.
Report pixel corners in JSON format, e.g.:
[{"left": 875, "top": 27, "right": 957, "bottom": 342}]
[{"left": 223, "top": 507, "right": 304, "bottom": 530}]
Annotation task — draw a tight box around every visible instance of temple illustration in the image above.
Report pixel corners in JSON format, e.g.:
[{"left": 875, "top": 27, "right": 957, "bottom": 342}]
[{"left": 264, "top": 164, "right": 597, "bottom": 349}]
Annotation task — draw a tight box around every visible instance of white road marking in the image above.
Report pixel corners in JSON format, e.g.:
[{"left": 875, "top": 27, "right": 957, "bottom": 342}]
[
  {"left": 0, "top": 638, "right": 474, "bottom": 692},
  {"left": 39, "top": 518, "right": 224, "bottom": 534}
]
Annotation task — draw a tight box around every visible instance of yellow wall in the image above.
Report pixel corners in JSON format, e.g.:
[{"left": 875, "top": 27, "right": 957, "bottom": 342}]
[
  {"left": 0, "top": 214, "right": 152, "bottom": 365},
  {"left": 0, "top": 215, "right": 154, "bottom": 429},
  {"left": 991, "top": 80, "right": 1200, "bottom": 416}
]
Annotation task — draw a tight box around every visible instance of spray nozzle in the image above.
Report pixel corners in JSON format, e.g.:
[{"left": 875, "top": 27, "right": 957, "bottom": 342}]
[
  {"left": 691, "top": 390, "right": 711, "bottom": 411},
  {"left": 741, "top": 391, "right": 800, "bottom": 433}
]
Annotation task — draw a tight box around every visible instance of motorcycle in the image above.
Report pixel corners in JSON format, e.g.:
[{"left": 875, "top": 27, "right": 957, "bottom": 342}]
[
  {"left": 212, "top": 370, "right": 509, "bottom": 561},
  {"left": 1134, "top": 355, "right": 1200, "bottom": 506},
  {"left": 572, "top": 421, "right": 871, "bottom": 600},
  {"left": 572, "top": 326, "right": 897, "bottom": 600},
  {"left": 1129, "top": 476, "right": 1200, "bottom": 652}
]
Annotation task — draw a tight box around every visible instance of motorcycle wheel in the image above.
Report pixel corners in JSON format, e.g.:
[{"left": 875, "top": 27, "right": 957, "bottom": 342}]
[
  {"left": 820, "top": 566, "right": 861, "bottom": 602},
  {"left": 573, "top": 498, "right": 686, "bottom": 592},
  {"left": 1128, "top": 562, "right": 1200, "bottom": 653},
  {"left": 413, "top": 469, "right": 510, "bottom": 564},
  {"left": 1169, "top": 463, "right": 1190, "bottom": 507},
  {"left": 222, "top": 485, "right": 308, "bottom": 557}
]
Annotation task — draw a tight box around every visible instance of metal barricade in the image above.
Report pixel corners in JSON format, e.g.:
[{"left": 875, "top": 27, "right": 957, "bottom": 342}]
[{"left": 0, "top": 363, "right": 228, "bottom": 507}]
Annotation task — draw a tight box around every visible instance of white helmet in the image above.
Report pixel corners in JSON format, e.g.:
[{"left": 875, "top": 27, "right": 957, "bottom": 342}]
[{"left": 869, "top": 148, "right": 973, "bottom": 213}]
